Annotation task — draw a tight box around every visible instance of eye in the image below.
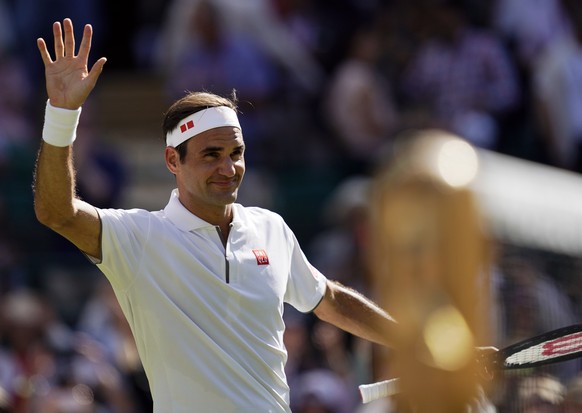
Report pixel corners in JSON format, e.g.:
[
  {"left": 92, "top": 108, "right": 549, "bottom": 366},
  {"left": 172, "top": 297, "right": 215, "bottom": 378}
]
[
  {"left": 231, "top": 147, "right": 245, "bottom": 159},
  {"left": 204, "top": 151, "right": 220, "bottom": 159}
]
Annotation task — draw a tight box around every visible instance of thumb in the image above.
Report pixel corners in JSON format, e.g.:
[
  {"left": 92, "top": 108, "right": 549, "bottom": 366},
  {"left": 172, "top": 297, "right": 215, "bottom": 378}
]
[{"left": 87, "top": 57, "right": 107, "bottom": 87}]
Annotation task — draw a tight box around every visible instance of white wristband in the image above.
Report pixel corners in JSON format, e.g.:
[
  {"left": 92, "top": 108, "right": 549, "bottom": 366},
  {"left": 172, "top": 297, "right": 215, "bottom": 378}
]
[{"left": 42, "top": 100, "right": 82, "bottom": 147}]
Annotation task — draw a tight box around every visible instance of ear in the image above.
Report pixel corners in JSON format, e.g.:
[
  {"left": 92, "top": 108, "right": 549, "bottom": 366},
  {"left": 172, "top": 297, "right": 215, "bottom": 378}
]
[{"left": 165, "top": 147, "right": 180, "bottom": 175}]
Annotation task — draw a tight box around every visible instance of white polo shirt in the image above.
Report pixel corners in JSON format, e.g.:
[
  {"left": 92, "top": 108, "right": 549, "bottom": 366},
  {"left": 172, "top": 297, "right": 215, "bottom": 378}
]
[{"left": 95, "top": 189, "right": 327, "bottom": 413}]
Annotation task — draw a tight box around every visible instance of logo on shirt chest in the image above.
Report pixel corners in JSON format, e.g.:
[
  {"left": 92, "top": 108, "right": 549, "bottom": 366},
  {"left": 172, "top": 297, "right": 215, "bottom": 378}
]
[{"left": 252, "top": 249, "right": 270, "bottom": 265}]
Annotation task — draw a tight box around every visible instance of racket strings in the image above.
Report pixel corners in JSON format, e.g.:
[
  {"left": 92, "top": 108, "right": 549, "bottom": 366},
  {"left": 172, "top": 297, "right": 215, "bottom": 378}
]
[{"left": 504, "top": 331, "right": 582, "bottom": 367}]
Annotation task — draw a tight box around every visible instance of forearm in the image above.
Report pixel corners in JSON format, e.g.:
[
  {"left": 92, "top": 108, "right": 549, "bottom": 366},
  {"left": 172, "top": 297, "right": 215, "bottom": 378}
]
[
  {"left": 314, "top": 280, "right": 397, "bottom": 347},
  {"left": 33, "top": 100, "right": 84, "bottom": 227},
  {"left": 34, "top": 133, "right": 102, "bottom": 258},
  {"left": 33, "top": 141, "right": 77, "bottom": 228}
]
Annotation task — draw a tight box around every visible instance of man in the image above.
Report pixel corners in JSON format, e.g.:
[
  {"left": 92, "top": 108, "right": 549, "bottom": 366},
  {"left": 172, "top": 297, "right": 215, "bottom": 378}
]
[{"left": 34, "top": 19, "right": 396, "bottom": 413}]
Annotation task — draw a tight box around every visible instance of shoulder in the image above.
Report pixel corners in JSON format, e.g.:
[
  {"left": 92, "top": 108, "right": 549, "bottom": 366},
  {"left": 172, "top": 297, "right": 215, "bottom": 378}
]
[
  {"left": 233, "top": 204, "right": 291, "bottom": 233},
  {"left": 97, "top": 207, "right": 160, "bottom": 231},
  {"left": 98, "top": 206, "right": 155, "bottom": 220},
  {"left": 234, "top": 203, "right": 285, "bottom": 223}
]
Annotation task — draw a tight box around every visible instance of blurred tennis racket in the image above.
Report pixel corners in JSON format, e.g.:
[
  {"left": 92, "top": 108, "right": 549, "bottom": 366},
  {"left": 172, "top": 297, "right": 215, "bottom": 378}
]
[{"left": 360, "top": 323, "right": 582, "bottom": 403}]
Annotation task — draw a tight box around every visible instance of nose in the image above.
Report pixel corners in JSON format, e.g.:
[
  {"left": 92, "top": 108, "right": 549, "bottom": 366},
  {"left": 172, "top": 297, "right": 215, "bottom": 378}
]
[{"left": 218, "top": 156, "right": 236, "bottom": 177}]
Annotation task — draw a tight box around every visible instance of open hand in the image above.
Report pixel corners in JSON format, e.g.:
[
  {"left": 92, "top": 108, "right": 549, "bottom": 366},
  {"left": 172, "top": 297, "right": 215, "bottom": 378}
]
[{"left": 37, "top": 18, "right": 106, "bottom": 109}]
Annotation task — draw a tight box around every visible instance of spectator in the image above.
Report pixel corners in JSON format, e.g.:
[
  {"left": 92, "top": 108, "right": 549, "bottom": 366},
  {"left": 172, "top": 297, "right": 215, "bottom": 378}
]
[
  {"left": 563, "top": 374, "right": 582, "bottom": 413},
  {"left": 401, "top": 0, "right": 519, "bottom": 149},
  {"left": 74, "top": 104, "right": 126, "bottom": 208},
  {"left": 76, "top": 279, "right": 152, "bottom": 411},
  {"left": 156, "top": 0, "right": 324, "bottom": 95},
  {"left": 0, "top": 39, "right": 34, "bottom": 163},
  {"left": 517, "top": 374, "right": 565, "bottom": 413},
  {"left": 0, "top": 290, "right": 68, "bottom": 412},
  {"left": 308, "top": 176, "right": 371, "bottom": 288},
  {"left": 162, "top": 1, "right": 277, "bottom": 102},
  {"left": 493, "top": 0, "right": 572, "bottom": 66},
  {"left": 270, "top": 0, "right": 321, "bottom": 58},
  {"left": 313, "top": 320, "right": 353, "bottom": 376},
  {"left": 531, "top": 0, "right": 582, "bottom": 171},
  {"left": 323, "top": 27, "right": 398, "bottom": 170},
  {"left": 499, "top": 253, "right": 576, "bottom": 343},
  {"left": 283, "top": 306, "right": 317, "bottom": 410},
  {"left": 293, "top": 369, "right": 356, "bottom": 413}
]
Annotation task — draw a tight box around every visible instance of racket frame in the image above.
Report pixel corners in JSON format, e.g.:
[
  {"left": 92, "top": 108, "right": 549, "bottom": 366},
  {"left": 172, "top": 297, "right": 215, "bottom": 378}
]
[
  {"left": 495, "top": 323, "right": 582, "bottom": 369},
  {"left": 359, "top": 323, "right": 582, "bottom": 403}
]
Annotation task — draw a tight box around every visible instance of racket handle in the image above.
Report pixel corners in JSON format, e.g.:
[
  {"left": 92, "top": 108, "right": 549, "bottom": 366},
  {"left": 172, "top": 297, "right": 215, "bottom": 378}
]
[{"left": 359, "top": 378, "right": 400, "bottom": 404}]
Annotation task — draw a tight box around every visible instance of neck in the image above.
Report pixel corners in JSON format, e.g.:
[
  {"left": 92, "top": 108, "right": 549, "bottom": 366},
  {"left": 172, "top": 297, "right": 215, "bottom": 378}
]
[
  {"left": 189, "top": 202, "right": 233, "bottom": 229},
  {"left": 174, "top": 189, "right": 235, "bottom": 233}
]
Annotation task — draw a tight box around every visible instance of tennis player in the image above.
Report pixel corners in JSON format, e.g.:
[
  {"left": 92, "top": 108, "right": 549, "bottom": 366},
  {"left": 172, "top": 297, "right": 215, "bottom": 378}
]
[
  {"left": 368, "top": 130, "right": 496, "bottom": 413},
  {"left": 33, "top": 19, "right": 397, "bottom": 413}
]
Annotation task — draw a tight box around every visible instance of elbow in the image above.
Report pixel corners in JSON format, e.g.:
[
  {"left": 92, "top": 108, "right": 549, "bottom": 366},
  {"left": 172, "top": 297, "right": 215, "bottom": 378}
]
[
  {"left": 34, "top": 199, "right": 49, "bottom": 225},
  {"left": 34, "top": 201, "right": 73, "bottom": 230},
  {"left": 34, "top": 203, "right": 57, "bottom": 228},
  {"left": 313, "top": 281, "right": 339, "bottom": 322}
]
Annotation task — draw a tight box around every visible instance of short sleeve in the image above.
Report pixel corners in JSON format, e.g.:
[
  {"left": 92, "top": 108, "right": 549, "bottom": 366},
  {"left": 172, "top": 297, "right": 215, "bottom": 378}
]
[
  {"left": 283, "top": 228, "right": 327, "bottom": 313},
  {"left": 96, "top": 207, "right": 152, "bottom": 292}
]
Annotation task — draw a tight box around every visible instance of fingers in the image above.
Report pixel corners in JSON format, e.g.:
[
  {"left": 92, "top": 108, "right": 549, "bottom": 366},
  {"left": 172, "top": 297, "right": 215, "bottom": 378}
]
[
  {"left": 50, "top": 18, "right": 78, "bottom": 59},
  {"left": 42, "top": 18, "right": 105, "bottom": 72},
  {"left": 37, "top": 38, "right": 53, "bottom": 65},
  {"left": 63, "top": 18, "right": 75, "bottom": 57},
  {"left": 53, "top": 21, "right": 64, "bottom": 58},
  {"left": 77, "top": 24, "right": 93, "bottom": 61}
]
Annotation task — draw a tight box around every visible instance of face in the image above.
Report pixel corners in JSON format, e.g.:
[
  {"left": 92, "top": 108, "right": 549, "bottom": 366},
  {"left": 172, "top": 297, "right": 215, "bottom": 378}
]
[{"left": 165, "top": 126, "right": 245, "bottom": 219}]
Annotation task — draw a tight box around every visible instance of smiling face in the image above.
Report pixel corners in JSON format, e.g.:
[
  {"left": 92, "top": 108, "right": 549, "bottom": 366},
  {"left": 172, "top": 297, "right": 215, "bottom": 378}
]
[{"left": 165, "top": 126, "right": 245, "bottom": 223}]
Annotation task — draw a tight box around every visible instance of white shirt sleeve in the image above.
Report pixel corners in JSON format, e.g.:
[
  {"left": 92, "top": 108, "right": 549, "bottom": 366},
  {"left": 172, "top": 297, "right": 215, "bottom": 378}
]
[
  {"left": 283, "top": 226, "right": 327, "bottom": 313},
  {"left": 96, "top": 207, "right": 152, "bottom": 292}
]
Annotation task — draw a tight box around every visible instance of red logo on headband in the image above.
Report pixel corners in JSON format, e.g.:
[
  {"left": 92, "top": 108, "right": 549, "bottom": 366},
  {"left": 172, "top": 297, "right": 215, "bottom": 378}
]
[{"left": 180, "top": 120, "right": 195, "bottom": 133}]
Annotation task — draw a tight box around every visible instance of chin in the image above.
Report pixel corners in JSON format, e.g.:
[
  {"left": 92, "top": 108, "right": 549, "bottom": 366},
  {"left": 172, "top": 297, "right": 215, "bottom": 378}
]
[{"left": 216, "top": 192, "right": 238, "bottom": 205}]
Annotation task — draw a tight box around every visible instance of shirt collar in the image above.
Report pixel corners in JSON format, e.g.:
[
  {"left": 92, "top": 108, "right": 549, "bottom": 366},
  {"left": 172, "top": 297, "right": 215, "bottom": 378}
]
[{"left": 163, "top": 189, "right": 242, "bottom": 232}]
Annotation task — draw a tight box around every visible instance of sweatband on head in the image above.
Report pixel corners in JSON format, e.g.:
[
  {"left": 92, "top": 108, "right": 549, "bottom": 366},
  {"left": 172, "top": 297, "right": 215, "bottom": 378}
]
[
  {"left": 42, "top": 100, "right": 82, "bottom": 147},
  {"left": 166, "top": 106, "right": 241, "bottom": 147}
]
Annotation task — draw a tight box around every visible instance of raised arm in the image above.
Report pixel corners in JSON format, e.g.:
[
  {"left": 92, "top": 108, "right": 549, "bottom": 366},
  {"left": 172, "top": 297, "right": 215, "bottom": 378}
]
[{"left": 33, "top": 19, "right": 107, "bottom": 259}]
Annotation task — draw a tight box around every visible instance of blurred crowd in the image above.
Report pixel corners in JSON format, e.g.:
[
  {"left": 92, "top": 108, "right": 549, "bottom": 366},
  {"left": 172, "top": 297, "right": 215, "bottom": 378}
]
[{"left": 2, "top": 0, "right": 582, "bottom": 411}]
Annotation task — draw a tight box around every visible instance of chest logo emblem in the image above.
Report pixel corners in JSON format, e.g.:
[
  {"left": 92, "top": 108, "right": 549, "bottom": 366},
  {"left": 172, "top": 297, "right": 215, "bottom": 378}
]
[{"left": 252, "top": 249, "right": 270, "bottom": 265}]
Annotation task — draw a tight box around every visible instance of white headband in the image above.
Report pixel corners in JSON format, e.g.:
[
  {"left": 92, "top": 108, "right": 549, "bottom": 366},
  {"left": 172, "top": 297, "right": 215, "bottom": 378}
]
[{"left": 166, "top": 106, "right": 241, "bottom": 147}]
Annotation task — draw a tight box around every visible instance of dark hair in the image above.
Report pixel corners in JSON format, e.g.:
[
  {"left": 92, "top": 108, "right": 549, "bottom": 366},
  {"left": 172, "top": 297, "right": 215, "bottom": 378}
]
[{"left": 162, "top": 90, "right": 238, "bottom": 161}]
